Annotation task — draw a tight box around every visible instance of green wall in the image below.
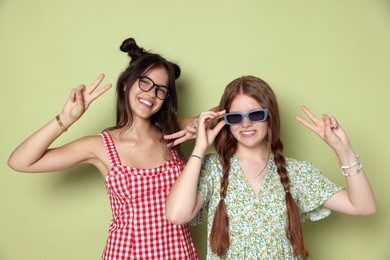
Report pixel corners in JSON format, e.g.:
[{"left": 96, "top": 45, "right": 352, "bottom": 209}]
[{"left": 1, "top": 1, "right": 389, "bottom": 259}]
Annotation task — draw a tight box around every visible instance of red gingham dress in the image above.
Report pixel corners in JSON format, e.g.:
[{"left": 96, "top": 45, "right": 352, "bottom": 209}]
[{"left": 101, "top": 132, "right": 198, "bottom": 260}]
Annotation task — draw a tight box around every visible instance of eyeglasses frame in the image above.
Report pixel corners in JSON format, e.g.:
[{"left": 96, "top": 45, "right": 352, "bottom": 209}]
[{"left": 137, "top": 76, "right": 170, "bottom": 100}]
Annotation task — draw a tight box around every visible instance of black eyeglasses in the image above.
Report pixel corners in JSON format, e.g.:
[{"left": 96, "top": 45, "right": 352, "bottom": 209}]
[
  {"left": 223, "top": 109, "right": 269, "bottom": 125},
  {"left": 137, "top": 76, "right": 170, "bottom": 100}
]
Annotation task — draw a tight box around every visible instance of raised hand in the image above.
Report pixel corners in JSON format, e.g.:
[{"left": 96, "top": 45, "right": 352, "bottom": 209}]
[
  {"left": 61, "top": 74, "right": 112, "bottom": 126},
  {"left": 295, "top": 105, "right": 351, "bottom": 153},
  {"left": 165, "top": 118, "right": 198, "bottom": 147},
  {"left": 194, "top": 110, "right": 226, "bottom": 151}
]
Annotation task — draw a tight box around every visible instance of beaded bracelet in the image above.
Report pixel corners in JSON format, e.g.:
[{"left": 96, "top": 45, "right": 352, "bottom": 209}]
[
  {"left": 55, "top": 115, "right": 68, "bottom": 132},
  {"left": 338, "top": 155, "right": 360, "bottom": 169},
  {"left": 341, "top": 162, "right": 363, "bottom": 177}
]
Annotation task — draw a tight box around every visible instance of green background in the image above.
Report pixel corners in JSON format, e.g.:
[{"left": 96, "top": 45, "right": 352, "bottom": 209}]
[{"left": 1, "top": 0, "right": 389, "bottom": 259}]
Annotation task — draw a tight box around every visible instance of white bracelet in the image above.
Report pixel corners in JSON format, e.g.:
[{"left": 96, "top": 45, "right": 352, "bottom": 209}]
[
  {"left": 339, "top": 155, "right": 359, "bottom": 169},
  {"left": 341, "top": 162, "right": 363, "bottom": 177}
]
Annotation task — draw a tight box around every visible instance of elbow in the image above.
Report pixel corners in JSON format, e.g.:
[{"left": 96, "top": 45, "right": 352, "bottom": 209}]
[
  {"left": 165, "top": 211, "right": 188, "bottom": 225},
  {"left": 166, "top": 215, "right": 187, "bottom": 226},
  {"left": 361, "top": 204, "right": 376, "bottom": 216},
  {"left": 7, "top": 156, "right": 20, "bottom": 172},
  {"left": 7, "top": 155, "right": 29, "bottom": 173},
  {"left": 354, "top": 203, "right": 377, "bottom": 216},
  {"left": 165, "top": 207, "right": 192, "bottom": 225}
]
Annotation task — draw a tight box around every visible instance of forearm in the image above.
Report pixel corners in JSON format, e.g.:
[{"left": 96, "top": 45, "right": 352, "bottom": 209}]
[
  {"left": 8, "top": 116, "right": 68, "bottom": 172},
  {"left": 166, "top": 147, "right": 206, "bottom": 224},
  {"left": 335, "top": 145, "right": 376, "bottom": 215}
]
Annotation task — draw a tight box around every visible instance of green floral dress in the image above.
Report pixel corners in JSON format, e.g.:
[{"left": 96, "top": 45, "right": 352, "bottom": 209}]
[{"left": 193, "top": 153, "right": 342, "bottom": 259}]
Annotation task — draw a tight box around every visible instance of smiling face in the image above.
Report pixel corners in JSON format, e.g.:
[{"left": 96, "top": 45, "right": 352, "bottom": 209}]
[
  {"left": 127, "top": 66, "right": 169, "bottom": 121},
  {"left": 228, "top": 94, "right": 269, "bottom": 150}
]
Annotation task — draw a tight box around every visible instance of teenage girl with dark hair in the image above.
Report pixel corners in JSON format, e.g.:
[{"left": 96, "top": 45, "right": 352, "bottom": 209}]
[
  {"left": 8, "top": 38, "right": 198, "bottom": 260},
  {"left": 165, "top": 75, "right": 375, "bottom": 259}
]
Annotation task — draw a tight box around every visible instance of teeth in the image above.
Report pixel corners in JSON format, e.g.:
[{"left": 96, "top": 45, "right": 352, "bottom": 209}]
[
  {"left": 139, "top": 98, "right": 152, "bottom": 107},
  {"left": 241, "top": 131, "right": 254, "bottom": 135}
]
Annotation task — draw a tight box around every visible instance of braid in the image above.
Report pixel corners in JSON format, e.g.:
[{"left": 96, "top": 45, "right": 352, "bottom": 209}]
[
  {"left": 209, "top": 160, "right": 230, "bottom": 256},
  {"left": 209, "top": 128, "right": 237, "bottom": 256},
  {"left": 272, "top": 139, "right": 309, "bottom": 259},
  {"left": 210, "top": 75, "right": 309, "bottom": 257}
]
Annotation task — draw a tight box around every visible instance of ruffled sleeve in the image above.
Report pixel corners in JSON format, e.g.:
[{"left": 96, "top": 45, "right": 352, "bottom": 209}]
[{"left": 287, "top": 159, "right": 343, "bottom": 221}]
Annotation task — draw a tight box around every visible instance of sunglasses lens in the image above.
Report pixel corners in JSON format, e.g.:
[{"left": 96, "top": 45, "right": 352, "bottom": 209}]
[
  {"left": 249, "top": 110, "right": 267, "bottom": 122},
  {"left": 225, "top": 114, "right": 243, "bottom": 125}
]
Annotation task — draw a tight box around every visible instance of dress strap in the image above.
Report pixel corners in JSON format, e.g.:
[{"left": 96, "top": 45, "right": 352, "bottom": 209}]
[
  {"left": 169, "top": 149, "right": 184, "bottom": 169},
  {"left": 101, "top": 131, "right": 122, "bottom": 167}
]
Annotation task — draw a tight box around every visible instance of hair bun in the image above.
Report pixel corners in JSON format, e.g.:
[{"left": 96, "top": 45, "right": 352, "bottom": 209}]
[
  {"left": 120, "top": 38, "right": 145, "bottom": 60},
  {"left": 171, "top": 63, "right": 181, "bottom": 79}
]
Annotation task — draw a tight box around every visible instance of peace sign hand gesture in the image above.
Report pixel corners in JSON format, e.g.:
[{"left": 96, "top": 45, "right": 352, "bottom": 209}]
[
  {"left": 295, "top": 106, "right": 352, "bottom": 154},
  {"left": 60, "top": 74, "right": 112, "bottom": 127}
]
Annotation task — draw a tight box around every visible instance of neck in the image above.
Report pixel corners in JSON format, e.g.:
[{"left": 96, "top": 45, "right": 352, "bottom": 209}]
[
  {"left": 120, "top": 117, "right": 161, "bottom": 141},
  {"left": 235, "top": 144, "right": 269, "bottom": 162}
]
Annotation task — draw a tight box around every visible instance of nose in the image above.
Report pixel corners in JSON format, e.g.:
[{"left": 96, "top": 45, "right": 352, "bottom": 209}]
[
  {"left": 145, "top": 86, "right": 158, "bottom": 99},
  {"left": 241, "top": 117, "right": 253, "bottom": 127}
]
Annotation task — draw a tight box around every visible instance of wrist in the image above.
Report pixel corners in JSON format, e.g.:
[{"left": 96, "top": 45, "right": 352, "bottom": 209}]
[
  {"left": 338, "top": 154, "right": 363, "bottom": 177},
  {"left": 192, "top": 147, "right": 206, "bottom": 159},
  {"left": 58, "top": 112, "right": 77, "bottom": 129},
  {"left": 336, "top": 149, "right": 359, "bottom": 167},
  {"left": 56, "top": 113, "right": 75, "bottom": 132},
  {"left": 55, "top": 114, "right": 68, "bottom": 132},
  {"left": 334, "top": 144, "right": 355, "bottom": 161},
  {"left": 190, "top": 154, "right": 204, "bottom": 162}
]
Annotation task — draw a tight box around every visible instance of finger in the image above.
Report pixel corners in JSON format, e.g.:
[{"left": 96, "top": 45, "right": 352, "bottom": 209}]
[
  {"left": 295, "top": 115, "right": 318, "bottom": 133},
  {"left": 90, "top": 83, "right": 113, "bottom": 100},
  {"left": 301, "top": 105, "right": 322, "bottom": 125},
  {"left": 167, "top": 132, "right": 195, "bottom": 147},
  {"left": 75, "top": 87, "right": 85, "bottom": 110},
  {"left": 217, "top": 109, "right": 226, "bottom": 116},
  {"left": 68, "top": 88, "right": 77, "bottom": 102},
  {"left": 69, "top": 85, "right": 86, "bottom": 102},
  {"left": 164, "top": 130, "right": 186, "bottom": 140},
  {"left": 199, "top": 111, "right": 222, "bottom": 124},
  {"left": 211, "top": 120, "right": 227, "bottom": 134},
  {"left": 200, "top": 115, "right": 219, "bottom": 129},
  {"left": 330, "top": 116, "right": 338, "bottom": 129},
  {"left": 86, "top": 73, "right": 106, "bottom": 94},
  {"left": 186, "top": 125, "right": 197, "bottom": 134},
  {"left": 323, "top": 114, "right": 333, "bottom": 137},
  {"left": 168, "top": 136, "right": 187, "bottom": 147}
]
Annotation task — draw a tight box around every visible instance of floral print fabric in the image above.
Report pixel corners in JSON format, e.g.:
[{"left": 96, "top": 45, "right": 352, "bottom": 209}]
[{"left": 194, "top": 154, "right": 342, "bottom": 259}]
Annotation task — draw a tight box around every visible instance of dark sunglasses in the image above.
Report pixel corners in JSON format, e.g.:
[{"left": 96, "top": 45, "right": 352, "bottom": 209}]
[
  {"left": 223, "top": 109, "right": 269, "bottom": 125},
  {"left": 138, "top": 76, "right": 170, "bottom": 100}
]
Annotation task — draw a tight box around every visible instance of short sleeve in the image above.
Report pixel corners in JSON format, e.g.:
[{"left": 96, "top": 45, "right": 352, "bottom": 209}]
[
  {"left": 188, "top": 154, "right": 219, "bottom": 226},
  {"left": 288, "top": 160, "right": 343, "bottom": 221}
]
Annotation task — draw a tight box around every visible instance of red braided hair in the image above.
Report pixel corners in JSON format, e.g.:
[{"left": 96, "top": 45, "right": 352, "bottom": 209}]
[{"left": 211, "top": 76, "right": 308, "bottom": 258}]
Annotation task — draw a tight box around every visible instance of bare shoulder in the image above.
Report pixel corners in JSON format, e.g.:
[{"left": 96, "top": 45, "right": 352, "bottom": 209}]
[
  {"left": 70, "top": 134, "right": 110, "bottom": 174},
  {"left": 84, "top": 133, "right": 108, "bottom": 155}
]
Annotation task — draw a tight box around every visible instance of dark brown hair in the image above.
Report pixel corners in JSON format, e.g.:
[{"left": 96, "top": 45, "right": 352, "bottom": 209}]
[
  {"left": 107, "top": 38, "right": 184, "bottom": 160},
  {"left": 211, "top": 76, "right": 308, "bottom": 258}
]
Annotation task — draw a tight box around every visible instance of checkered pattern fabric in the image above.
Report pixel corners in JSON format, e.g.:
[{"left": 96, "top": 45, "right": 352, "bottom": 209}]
[{"left": 100, "top": 132, "right": 198, "bottom": 260}]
